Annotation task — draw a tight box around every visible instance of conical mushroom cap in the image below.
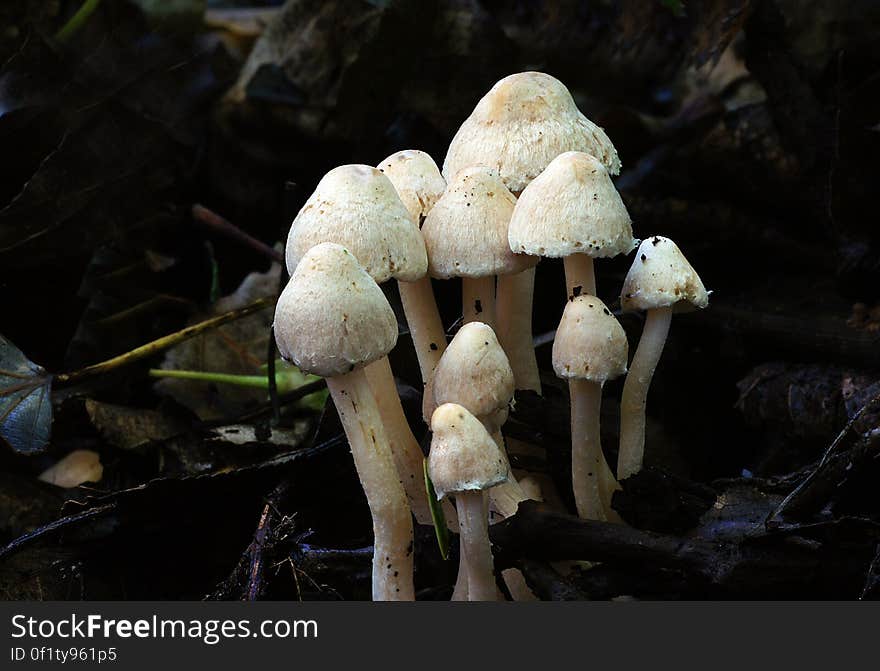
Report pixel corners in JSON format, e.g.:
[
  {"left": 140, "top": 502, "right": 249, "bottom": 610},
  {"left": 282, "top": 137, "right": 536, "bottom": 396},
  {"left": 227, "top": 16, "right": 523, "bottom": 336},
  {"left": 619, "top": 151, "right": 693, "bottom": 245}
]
[
  {"left": 378, "top": 150, "right": 446, "bottom": 223},
  {"left": 509, "top": 151, "right": 636, "bottom": 259},
  {"left": 553, "top": 295, "right": 628, "bottom": 383},
  {"left": 422, "top": 166, "right": 536, "bottom": 279},
  {"left": 621, "top": 236, "right": 709, "bottom": 312},
  {"left": 432, "top": 322, "right": 514, "bottom": 421},
  {"left": 274, "top": 243, "right": 397, "bottom": 377},
  {"left": 285, "top": 164, "right": 428, "bottom": 283},
  {"left": 443, "top": 72, "right": 621, "bottom": 193},
  {"left": 428, "top": 403, "right": 509, "bottom": 498}
]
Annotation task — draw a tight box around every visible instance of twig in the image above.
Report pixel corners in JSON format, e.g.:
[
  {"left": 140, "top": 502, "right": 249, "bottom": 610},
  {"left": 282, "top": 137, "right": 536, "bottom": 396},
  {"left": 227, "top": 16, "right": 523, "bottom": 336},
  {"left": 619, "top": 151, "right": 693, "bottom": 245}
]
[
  {"left": 192, "top": 204, "right": 284, "bottom": 265},
  {"left": 766, "top": 386, "right": 880, "bottom": 525},
  {"left": 56, "top": 298, "right": 273, "bottom": 385},
  {"left": 244, "top": 482, "right": 290, "bottom": 601},
  {"left": 489, "top": 501, "right": 866, "bottom": 592}
]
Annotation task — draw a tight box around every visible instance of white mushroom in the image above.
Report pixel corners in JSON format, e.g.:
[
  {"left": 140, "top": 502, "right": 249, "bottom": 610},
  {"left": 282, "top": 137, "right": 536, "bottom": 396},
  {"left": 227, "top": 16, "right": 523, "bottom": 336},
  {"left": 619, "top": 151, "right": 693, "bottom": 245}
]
[
  {"left": 274, "top": 243, "right": 414, "bottom": 600},
  {"left": 553, "top": 295, "right": 628, "bottom": 521},
  {"left": 285, "top": 164, "right": 434, "bottom": 524},
  {"left": 509, "top": 151, "right": 636, "bottom": 299},
  {"left": 617, "top": 236, "right": 709, "bottom": 480},
  {"left": 422, "top": 166, "right": 534, "bottom": 330},
  {"left": 429, "top": 403, "right": 509, "bottom": 601}
]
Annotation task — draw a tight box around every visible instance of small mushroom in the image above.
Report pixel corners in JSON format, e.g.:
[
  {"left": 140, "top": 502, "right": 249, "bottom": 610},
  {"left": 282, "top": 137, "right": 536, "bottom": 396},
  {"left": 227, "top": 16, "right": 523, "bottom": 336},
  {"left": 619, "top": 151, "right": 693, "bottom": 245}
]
[
  {"left": 274, "top": 243, "right": 413, "bottom": 600},
  {"left": 378, "top": 150, "right": 448, "bottom": 421},
  {"left": 509, "top": 151, "right": 636, "bottom": 299},
  {"left": 429, "top": 403, "right": 509, "bottom": 601},
  {"left": 431, "top": 321, "right": 529, "bottom": 518},
  {"left": 422, "top": 166, "right": 534, "bottom": 329},
  {"left": 553, "top": 295, "right": 628, "bottom": 521},
  {"left": 617, "top": 236, "right": 709, "bottom": 480},
  {"left": 285, "top": 164, "right": 434, "bottom": 524}
]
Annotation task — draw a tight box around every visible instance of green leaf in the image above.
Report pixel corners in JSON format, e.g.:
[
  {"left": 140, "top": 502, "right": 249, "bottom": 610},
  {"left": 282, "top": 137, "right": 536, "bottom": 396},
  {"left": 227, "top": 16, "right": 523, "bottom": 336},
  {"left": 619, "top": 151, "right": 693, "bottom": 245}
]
[
  {"left": 0, "top": 335, "right": 53, "bottom": 454},
  {"left": 424, "top": 458, "right": 450, "bottom": 560}
]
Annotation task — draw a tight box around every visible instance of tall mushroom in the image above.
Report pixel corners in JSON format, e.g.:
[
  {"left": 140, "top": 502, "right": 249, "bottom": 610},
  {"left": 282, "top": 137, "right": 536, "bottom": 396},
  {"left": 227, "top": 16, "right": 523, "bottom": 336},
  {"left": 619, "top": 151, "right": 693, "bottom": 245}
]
[
  {"left": 285, "top": 164, "right": 433, "bottom": 523},
  {"left": 443, "top": 71, "right": 621, "bottom": 393},
  {"left": 431, "top": 321, "right": 528, "bottom": 518},
  {"left": 553, "top": 295, "right": 628, "bottom": 521},
  {"left": 617, "top": 236, "right": 709, "bottom": 480},
  {"left": 377, "top": 150, "right": 448, "bottom": 421},
  {"left": 421, "top": 166, "right": 535, "bottom": 331},
  {"left": 509, "top": 151, "right": 636, "bottom": 300},
  {"left": 429, "top": 402, "right": 508, "bottom": 602},
  {"left": 274, "top": 243, "right": 413, "bottom": 600}
]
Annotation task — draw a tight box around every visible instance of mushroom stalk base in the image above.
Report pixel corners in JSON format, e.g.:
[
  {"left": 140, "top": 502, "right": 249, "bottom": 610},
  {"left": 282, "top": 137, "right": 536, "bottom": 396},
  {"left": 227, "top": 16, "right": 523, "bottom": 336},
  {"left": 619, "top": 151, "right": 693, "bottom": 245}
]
[
  {"left": 496, "top": 268, "right": 541, "bottom": 393},
  {"left": 618, "top": 307, "right": 673, "bottom": 481},
  {"left": 326, "top": 368, "right": 414, "bottom": 601},
  {"left": 462, "top": 276, "right": 496, "bottom": 329},
  {"left": 457, "top": 491, "right": 497, "bottom": 601},
  {"left": 563, "top": 254, "right": 596, "bottom": 298},
  {"left": 398, "top": 277, "right": 447, "bottom": 387}
]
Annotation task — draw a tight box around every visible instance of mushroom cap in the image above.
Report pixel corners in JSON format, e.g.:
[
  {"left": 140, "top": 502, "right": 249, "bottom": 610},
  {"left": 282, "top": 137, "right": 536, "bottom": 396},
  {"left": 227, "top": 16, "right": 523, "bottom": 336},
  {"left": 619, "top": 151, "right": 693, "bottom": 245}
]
[
  {"left": 377, "top": 150, "right": 446, "bottom": 223},
  {"left": 285, "top": 164, "right": 428, "bottom": 283},
  {"left": 442, "top": 72, "right": 621, "bottom": 193},
  {"left": 432, "top": 322, "right": 514, "bottom": 421},
  {"left": 508, "top": 151, "right": 636, "bottom": 259},
  {"left": 428, "top": 403, "right": 509, "bottom": 498},
  {"left": 274, "top": 243, "right": 397, "bottom": 377},
  {"left": 552, "top": 295, "right": 628, "bottom": 383},
  {"left": 422, "top": 166, "right": 537, "bottom": 279},
  {"left": 621, "top": 236, "right": 709, "bottom": 312}
]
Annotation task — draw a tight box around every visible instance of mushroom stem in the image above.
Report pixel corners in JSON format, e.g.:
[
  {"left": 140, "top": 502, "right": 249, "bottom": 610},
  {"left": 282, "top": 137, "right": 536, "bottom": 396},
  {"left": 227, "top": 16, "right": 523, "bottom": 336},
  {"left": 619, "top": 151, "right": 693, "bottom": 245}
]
[
  {"left": 462, "top": 276, "right": 496, "bottom": 327},
  {"left": 569, "top": 378, "right": 609, "bottom": 520},
  {"left": 364, "top": 357, "right": 434, "bottom": 525},
  {"left": 456, "top": 490, "right": 497, "bottom": 601},
  {"left": 563, "top": 254, "right": 596, "bottom": 297},
  {"left": 618, "top": 306, "right": 673, "bottom": 480},
  {"left": 325, "top": 367, "right": 415, "bottom": 601},
  {"left": 452, "top": 549, "right": 469, "bottom": 601},
  {"left": 398, "top": 277, "right": 447, "bottom": 386},
  {"left": 501, "top": 568, "right": 539, "bottom": 601},
  {"left": 496, "top": 268, "right": 541, "bottom": 393}
]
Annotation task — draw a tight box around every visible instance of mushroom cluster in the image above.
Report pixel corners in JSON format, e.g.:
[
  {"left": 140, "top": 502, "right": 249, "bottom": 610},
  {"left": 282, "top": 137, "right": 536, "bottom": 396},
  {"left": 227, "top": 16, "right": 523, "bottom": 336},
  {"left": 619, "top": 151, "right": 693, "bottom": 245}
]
[{"left": 273, "top": 71, "right": 708, "bottom": 601}]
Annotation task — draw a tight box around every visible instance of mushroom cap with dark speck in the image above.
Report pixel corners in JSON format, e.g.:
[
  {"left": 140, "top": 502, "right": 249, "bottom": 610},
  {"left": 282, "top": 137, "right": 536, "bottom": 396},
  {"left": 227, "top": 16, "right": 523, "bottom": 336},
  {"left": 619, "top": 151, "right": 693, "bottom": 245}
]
[
  {"left": 422, "top": 166, "right": 536, "bottom": 279},
  {"left": 274, "top": 243, "right": 397, "bottom": 377},
  {"left": 432, "top": 322, "right": 514, "bottom": 421},
  {"left": 509, "top": 151, "right": 636, "bottom": 259},
  {"left": 553, "top": 295, "right": 628, "bottom": 383},
  {"left": 443, "top": 72, "right": 621, "bottom": 193},
  {"left": 378, "top": 150, "right": 446, "bottom": 223},
  {"left": 428, "top": 403, "right": 509, "bottom": 498},
  {"left": 620, "top": 236, "right": 709, "bottom": 312},
  {"left": 285, "top": 164, "right": 427, "bottom": 283}
]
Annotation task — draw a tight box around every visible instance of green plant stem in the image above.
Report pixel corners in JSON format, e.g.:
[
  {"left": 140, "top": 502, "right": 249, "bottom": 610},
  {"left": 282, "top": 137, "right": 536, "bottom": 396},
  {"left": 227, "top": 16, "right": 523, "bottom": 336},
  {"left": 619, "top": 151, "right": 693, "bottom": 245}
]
[
  {"left": 148, "top": 369, "right": 276, "bottom": 389},
  {"left": 55, "top": 298, "right": 272, "bottom": 386},
  {"left": 55, "top": 0, "right": 102, "bottom": 43}
]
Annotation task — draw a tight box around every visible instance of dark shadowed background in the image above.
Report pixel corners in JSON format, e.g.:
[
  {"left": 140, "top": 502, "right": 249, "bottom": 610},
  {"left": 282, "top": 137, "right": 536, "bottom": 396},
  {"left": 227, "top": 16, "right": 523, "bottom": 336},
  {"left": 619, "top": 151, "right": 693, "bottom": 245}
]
[{"left": 1, "top": 0, "right": 880, "bottom": 601}]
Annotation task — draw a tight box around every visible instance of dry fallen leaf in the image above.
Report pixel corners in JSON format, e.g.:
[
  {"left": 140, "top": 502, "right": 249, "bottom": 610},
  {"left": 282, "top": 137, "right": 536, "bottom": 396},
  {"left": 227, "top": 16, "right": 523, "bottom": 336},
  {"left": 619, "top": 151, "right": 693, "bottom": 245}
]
[
  {"left": 154, "top": 261, "right": 281, "bottom": 420},
  {"left": 85, "top": 399, "right": 187, "bottom": 450}
]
